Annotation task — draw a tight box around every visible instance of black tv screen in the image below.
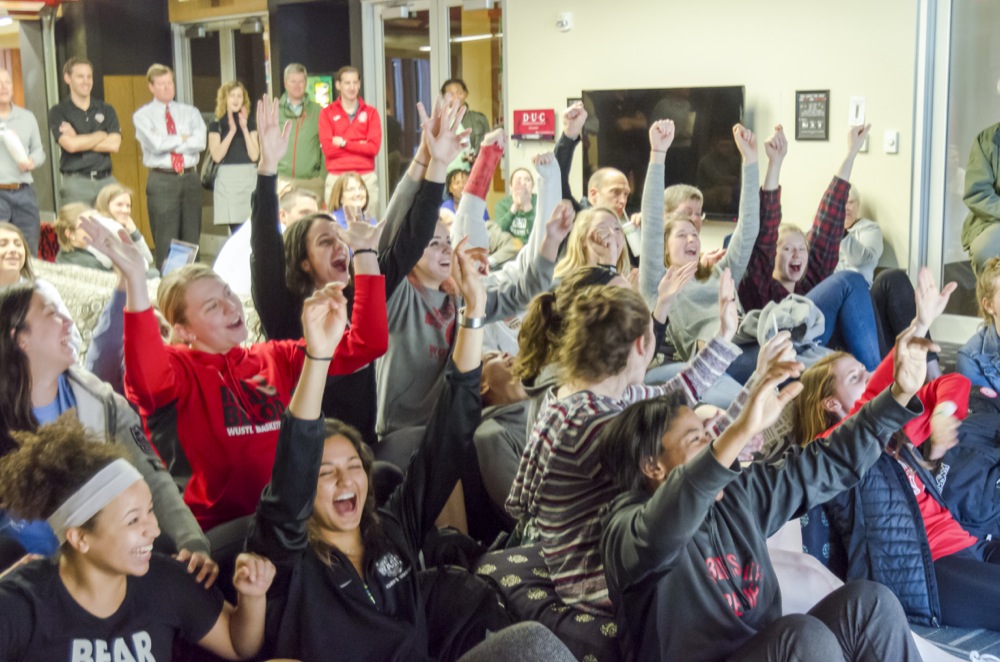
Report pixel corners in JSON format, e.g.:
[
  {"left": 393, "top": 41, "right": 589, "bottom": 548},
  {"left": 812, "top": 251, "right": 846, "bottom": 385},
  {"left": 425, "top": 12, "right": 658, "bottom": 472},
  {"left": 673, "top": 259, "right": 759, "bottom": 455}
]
[{"left": 581, "top": 86, "right": 745, "bottom": 221}]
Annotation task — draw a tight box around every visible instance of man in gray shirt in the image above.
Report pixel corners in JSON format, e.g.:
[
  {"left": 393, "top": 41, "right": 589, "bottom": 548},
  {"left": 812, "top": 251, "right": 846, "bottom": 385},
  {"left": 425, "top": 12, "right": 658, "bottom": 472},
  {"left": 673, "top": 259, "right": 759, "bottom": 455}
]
[{"left": 0, "top": 68, "right": 45, "bottom": 255}]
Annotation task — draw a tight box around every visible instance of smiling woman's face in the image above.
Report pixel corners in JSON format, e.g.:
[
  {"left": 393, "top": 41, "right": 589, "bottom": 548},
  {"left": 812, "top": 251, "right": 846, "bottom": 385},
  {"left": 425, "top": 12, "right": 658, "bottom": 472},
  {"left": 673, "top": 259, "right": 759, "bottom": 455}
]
[
  {"left": 411, "top": 222, "right": 453, "bottom": 288},
  {"left": 174, "top": 276, "right": 247, "bottom": 353}
]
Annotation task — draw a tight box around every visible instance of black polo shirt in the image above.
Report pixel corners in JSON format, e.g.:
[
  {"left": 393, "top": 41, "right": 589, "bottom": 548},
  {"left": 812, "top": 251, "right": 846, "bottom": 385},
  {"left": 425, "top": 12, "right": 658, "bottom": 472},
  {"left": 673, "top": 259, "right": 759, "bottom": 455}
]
[{"left": 47, "top": 97, "right": 120, "bottom": 175}]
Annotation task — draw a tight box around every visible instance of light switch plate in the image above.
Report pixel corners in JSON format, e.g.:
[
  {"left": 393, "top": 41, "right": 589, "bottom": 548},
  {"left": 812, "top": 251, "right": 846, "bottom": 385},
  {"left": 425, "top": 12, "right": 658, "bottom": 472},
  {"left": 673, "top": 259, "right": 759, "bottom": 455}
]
[
  {"left": 884, "top": 130, "right": 899, "bottom": 154},
  {"left": 849, "top": 96, "right": 866, "bottom": 126}
]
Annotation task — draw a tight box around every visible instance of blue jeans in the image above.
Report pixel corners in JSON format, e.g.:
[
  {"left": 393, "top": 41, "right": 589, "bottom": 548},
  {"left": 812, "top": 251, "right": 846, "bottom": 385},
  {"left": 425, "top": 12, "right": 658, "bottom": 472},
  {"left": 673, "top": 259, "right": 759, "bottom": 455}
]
[
  {"left": 645, "top": 361, "right": 744, "bottom": 407},
  {"left": 806, "top": 271, "right": 881, "bottom": 370}
]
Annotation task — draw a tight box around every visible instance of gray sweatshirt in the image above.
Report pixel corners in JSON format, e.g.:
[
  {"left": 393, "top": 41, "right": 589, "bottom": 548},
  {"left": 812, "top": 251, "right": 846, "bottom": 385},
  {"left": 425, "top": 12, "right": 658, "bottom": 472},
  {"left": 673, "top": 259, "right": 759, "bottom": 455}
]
[
  {"left": 835, "top": 217, "right": 882, "bottom": 286},
  {"left": 640, "top": 161, "right": 760, "bottom": 360},
  {"left": 376, "top": 253, "right": 555, "bottom": 437}
]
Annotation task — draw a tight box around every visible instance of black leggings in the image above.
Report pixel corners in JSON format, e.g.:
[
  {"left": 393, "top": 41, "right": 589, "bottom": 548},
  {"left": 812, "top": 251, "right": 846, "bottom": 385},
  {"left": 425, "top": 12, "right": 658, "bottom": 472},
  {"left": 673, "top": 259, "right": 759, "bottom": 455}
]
[
  {"left": 934, "top": 538, "right": 1000, "bottom": 629},
  {"left": 870, "top": 269, "right": 939, "bottom": 362},
  {"left": 728, "top": 581, "right": 920, "bottom": 662}
]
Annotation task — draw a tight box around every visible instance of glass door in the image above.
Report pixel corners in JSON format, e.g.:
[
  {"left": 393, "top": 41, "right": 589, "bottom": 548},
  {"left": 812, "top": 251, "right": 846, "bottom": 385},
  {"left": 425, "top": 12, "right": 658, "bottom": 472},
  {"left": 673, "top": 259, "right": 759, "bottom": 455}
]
[{"left": 370, "top": 3, "right": 433, "bottom": 202}]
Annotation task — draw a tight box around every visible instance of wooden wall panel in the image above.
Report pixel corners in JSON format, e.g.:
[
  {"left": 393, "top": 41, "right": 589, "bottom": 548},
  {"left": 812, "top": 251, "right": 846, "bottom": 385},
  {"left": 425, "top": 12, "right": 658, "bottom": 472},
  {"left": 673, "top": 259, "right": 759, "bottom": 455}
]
[{"left": 104, "top": 75, "right": 154, "bottom": 245}]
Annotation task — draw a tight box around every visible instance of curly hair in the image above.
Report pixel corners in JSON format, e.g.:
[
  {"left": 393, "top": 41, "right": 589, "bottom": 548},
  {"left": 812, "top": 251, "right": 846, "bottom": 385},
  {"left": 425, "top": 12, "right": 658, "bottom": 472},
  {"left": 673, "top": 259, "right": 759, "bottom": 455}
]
[
  {"left": 514, "top": 266, "right": 618, "bottom": 383},
  {"left": 307, "top": 419, "right": 391, "bottom": 566},
  {"left": 282, "top": 213, "right": 343, "bottom": 301},
  {"left": 557, "top": 285, "right": 651, "bottom": 385},
  {"left": 0, "top": 222, "right": 33, "bottom": 281},
  {"left": 0, "top": 413, "right": 129, "bottom": 524},
  {"left": 214, "top": 80, "right": 250, "bottom": 120}
]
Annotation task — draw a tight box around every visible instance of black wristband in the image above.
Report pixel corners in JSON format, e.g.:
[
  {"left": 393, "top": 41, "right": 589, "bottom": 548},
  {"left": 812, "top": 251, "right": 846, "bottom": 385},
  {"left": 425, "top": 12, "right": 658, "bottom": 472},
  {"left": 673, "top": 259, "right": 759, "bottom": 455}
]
[
  {"left": 305, "top": 350, "right": 333, "bottom": 361},
  {"left": 353, "top": 249, "right": 377, "bottom": 257}
]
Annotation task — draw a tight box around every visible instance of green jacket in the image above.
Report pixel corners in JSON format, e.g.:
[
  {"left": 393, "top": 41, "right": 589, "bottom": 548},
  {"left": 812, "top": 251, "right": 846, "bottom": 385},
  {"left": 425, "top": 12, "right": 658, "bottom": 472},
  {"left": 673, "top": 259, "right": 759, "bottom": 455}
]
[
  {"left": 277, "top": 93, "right": 324, "bottom": 180},
  {"left": 962, "top": 121, "right": 1000, "bottom": 251}
]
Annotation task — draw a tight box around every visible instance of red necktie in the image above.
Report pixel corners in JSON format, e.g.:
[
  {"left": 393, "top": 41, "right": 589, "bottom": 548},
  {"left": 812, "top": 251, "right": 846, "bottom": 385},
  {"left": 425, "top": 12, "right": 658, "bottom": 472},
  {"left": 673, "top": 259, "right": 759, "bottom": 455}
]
[{"left": 165, "top": 107, "right": 185, "bottom": 174}]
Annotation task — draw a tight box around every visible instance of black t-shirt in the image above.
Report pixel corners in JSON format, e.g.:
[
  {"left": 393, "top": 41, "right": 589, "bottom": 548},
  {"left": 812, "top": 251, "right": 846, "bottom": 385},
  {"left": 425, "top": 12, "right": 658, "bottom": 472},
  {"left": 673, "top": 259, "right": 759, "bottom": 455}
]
[
  {"left": 47, "top": 97, "right": 120, "bottom": 174},
  {"left": 0, "top": 554, "right": 224, "bottom": 661},
  {"left": 208, "top": 114, "right": 257, "bottom": 165}
]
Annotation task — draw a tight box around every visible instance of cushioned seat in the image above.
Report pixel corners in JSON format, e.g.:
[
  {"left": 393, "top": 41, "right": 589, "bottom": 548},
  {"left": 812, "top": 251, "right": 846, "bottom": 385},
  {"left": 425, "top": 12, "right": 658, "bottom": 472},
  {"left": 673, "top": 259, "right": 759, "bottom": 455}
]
[{"left": 475, "top": 544, "right": 622, "bottom": 661}]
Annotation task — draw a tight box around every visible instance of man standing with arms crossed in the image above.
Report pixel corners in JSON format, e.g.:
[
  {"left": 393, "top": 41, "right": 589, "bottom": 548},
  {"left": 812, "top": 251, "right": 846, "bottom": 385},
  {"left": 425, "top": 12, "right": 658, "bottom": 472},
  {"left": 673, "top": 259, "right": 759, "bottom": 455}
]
[
  {"left": 319, "top": 66, "right": 382, "bottom": 214},
  {"left": 277, "top": 63, "right": 324, "bottom": 204},
  {"left": 133, "top": 63, "right": 206, "bottom": 268},
  {"left": 48, "top": 58, "right": 120, "bottom": 205}
]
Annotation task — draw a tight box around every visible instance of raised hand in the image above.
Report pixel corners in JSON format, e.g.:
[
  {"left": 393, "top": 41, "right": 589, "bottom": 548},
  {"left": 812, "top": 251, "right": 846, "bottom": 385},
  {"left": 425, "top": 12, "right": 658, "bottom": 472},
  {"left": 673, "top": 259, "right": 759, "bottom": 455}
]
[
  {"left": 232, "top": 553, "right": 276, "bottom": 599},
  {"left": 563, "top": 102, "right": 588, "bottom": 140},
  {"left": 301, "top": 282, "right": 349, "bottom": 360},
  {"left": 913, "top": 266, "right": 957, "bottom": 336},
  {"left": 481, "top": 127, "right": 505, "bottom": 150},
  {"left": 755, "top": 329, "right": 796, "bottom": 377},
  {"left": 732, "top": 124, "right": 758, "bottom": 164},
  {"left": 174, "top": 549, "right": 220, "bottom": 588},
  {"left": 238, "top": 107, "right": 249, "bottom": 132},
  {"left": 424, "top": 96, "right": 471, "bottom": 166},
  {"left": 847, "top": 123, "right": 872, "bottom": 157},
  {"left": 79, "top": 215, "right": 146, "bottom": 280},
  {"left": 451, "top": 237, "right": 487, "bottom": 316},
  {"left": 764, "top": 124, "right": 787, "bottom": 162},
  {"left": 649, "top": 119, "right": 675, "bottom": 153},
  {"left": 531, "top": 151, "right": 558, "bottom": 180},
  {"left": 717, "top": 267, "right": 739, "bottom": 342},
  {"left": 892, "top": 325, "right": 940, "bottom": 402},
  {"left": 928, "top": 401, "right": 960, "bottom": 461},
  {"left": 256, "top": 95, "right": 291, "bottom": 175},
  {"left": 653, "top": 260, "right": 697, "bottom": 323},
  {"left": 700, "top": 247, "right": 727, "bottom": 270},
  {"left": 339, "top": 217, "right": 387, "bottom": 253},
  {"left": 539, "top": 200, "right": 575, "bottom": 263}
]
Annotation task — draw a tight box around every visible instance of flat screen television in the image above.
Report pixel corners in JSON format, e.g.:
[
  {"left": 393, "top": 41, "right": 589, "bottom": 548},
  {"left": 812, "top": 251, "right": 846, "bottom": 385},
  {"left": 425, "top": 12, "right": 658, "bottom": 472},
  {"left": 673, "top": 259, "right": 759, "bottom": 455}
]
[{"left": 581, "top": 86, "right": 745, "bottom": 221}]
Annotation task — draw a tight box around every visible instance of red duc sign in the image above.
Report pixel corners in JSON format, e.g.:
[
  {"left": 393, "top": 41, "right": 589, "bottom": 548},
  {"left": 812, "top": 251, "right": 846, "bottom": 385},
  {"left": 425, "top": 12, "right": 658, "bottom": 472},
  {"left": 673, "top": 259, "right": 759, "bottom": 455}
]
[{"left": 512, "top": 109, "right": 556, "bottom": 141}]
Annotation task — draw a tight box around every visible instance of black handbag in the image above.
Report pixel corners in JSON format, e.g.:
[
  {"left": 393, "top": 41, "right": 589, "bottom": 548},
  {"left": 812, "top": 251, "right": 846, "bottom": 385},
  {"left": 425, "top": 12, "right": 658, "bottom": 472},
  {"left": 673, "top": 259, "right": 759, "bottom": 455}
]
[{"left": 200, "top": 152, "right": 218, "bottom": 190}]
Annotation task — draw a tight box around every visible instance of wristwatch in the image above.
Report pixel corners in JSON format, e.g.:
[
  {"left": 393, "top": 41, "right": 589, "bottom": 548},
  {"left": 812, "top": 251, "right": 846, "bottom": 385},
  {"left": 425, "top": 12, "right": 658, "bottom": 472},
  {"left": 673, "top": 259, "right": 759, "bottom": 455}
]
[{"left": 458, "top": 307, "right": 485, "bottom": 329}]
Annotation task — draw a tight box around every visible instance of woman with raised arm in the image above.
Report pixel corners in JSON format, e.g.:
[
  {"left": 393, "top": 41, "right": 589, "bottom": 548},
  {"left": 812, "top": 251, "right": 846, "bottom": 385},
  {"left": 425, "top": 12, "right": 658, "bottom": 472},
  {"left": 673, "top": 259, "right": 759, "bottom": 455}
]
[
  {"left": 598, "top": 332, "right": 926, "bottom": 661},
  {"left": 376, "top": 128, "right": 572, "bottom": 439},
  {"left": 247, "top": 242, "right": 573, "bottom": 660},
  {"left": 0, "top": 416, "right": 275, "bottom": 661},
  {"left": 82, "top": 210, "right": 387, "bottom": 533},
  {"left": 639, "top": 122, "right": 761, "bottom": 364},
  {"left": 250, "top": 94, "right": 466, "bottom": 446},
  {"left": 0, "top": 282, "right": 212, "bottom": 579}
]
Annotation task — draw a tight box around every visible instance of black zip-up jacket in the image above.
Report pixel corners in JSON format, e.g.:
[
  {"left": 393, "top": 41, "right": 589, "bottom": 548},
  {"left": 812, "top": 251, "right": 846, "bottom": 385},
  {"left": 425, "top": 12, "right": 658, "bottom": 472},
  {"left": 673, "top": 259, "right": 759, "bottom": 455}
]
[
  {"left": 601, "top": 389, "right": 919, "bottom": 662},
  {"left": 249, "top": 172, "right": 444, "bottom": 445},
  {"left": 246, "top": 359, "right": 481, "bottom": 661}
]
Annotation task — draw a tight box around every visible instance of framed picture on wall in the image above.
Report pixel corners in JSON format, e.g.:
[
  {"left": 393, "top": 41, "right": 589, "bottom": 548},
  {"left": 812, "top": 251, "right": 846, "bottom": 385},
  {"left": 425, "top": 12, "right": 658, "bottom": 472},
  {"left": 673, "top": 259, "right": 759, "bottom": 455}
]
[{"left": 795, "top": 90, "right": 829, "bottom": 141}]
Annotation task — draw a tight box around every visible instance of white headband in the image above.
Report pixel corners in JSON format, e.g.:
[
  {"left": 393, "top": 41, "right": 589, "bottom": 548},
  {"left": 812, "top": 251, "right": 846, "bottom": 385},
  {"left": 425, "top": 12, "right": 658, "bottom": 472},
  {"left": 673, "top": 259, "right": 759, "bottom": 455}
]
[{"left": 47, "top": 459, "right": 143, "bottom": 544}]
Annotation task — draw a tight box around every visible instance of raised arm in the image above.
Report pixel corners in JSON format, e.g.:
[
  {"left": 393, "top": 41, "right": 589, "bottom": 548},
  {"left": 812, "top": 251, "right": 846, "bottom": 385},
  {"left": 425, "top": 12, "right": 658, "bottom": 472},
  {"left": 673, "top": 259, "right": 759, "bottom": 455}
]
[
  {"left": 639, "top": 119, "right": 674, "bottom": 308},
  {"left": 803, "top": 126, "right": 870, "bottom": 289},
  {"left": 717, "top": 124, "right": 760, "bottom": 282},
  {"left": 737, "top": 126, "right": 785, "bottom": 308},
  {"left": 379, "top": 97, "right": 466, "bottom": 297},
  {"left": 556, "top": 102, "right": 586, "bottom": 211},
  {"left": 449, "top": 127, "right": 502, "bottom": 250},
  {"left": 249, "top": 95, "right": 299, "bottom": 340},
  {"left": 386, "top": 244, "right": 484, "bottom": 547}
]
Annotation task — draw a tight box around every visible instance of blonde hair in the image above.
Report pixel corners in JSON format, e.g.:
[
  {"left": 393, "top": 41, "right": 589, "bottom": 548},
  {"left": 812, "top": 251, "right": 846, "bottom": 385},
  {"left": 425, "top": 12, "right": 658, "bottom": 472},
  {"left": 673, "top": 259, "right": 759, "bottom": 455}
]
[
  {"left": 793, "top": 352, "right": 850, "bottom": 446},
  {"left": 55, "top": 203, "right": 92, "bottom": 252},
  {"left": 663, "top": 212, "right": 712, "bottom": 281},
  {"left": 553, "top": 207, "right": 630, "bottom": 279},
  {"left": 94, "top": 183, "right": 134, "bottom": 219},
  {"left": 146, "top": 63, "right": 172, "bottom": 84},
  {"left": 214, "top": 80, "right": 250, "bottom": 119},
  {"left": 777, "top": 223, "right": 808, "bottom": 248},
  {"left": 156, "top": 263, "right": 219, "bottom": 343},
  {"left": 663, "top": 184, "right": 703, "bottom": 215},
  {"left": 978, "top": 257, "right": 1000, "bottom": 325}
]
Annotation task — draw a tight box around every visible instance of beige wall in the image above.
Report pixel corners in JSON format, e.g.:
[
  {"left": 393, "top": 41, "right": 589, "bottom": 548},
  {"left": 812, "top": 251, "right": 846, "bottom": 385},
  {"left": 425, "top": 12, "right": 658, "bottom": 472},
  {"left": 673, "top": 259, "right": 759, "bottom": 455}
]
[{"left": 504, "top": 0, "right": 919, "bottom": 267}]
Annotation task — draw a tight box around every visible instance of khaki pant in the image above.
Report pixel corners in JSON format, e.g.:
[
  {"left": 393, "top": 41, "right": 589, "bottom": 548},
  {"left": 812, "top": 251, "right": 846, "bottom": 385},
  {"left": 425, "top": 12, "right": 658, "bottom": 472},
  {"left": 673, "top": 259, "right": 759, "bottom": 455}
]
[{"left": 325, "top": 171, "right": 380, "bottom": 218}]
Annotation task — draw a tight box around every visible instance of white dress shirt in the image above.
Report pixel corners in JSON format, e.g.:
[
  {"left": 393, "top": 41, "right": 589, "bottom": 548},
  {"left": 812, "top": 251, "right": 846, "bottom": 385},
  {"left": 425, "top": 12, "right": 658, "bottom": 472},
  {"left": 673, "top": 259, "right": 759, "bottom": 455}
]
[{"left": 132, "top": 99, "right": 207, "bottom": 169}]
